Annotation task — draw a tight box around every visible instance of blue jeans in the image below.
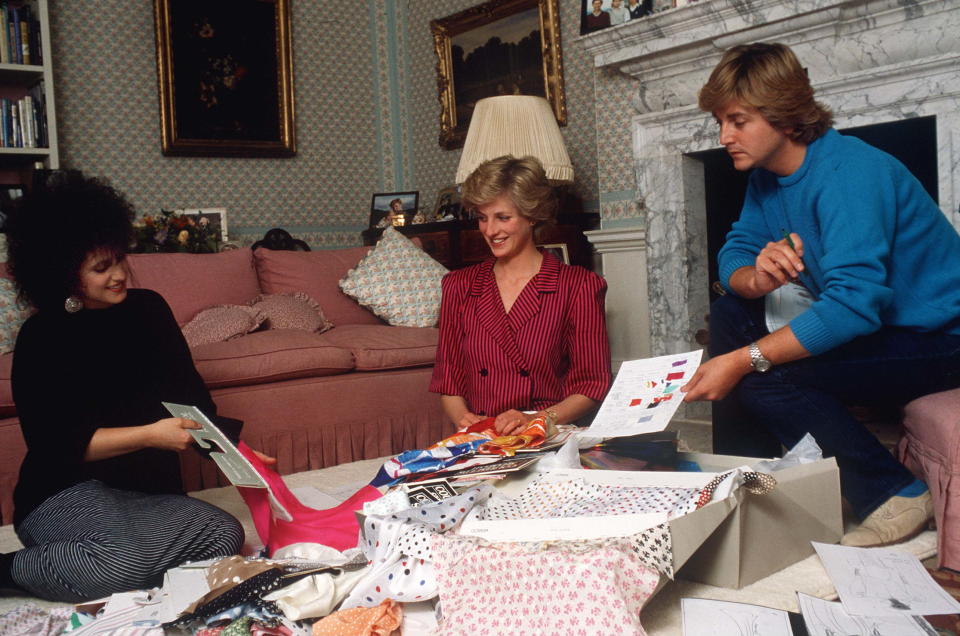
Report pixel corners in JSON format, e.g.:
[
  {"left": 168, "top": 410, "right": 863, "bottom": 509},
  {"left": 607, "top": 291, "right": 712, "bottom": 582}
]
[{"left": 710, "top": 294, "right": 960, "bottom": 519}]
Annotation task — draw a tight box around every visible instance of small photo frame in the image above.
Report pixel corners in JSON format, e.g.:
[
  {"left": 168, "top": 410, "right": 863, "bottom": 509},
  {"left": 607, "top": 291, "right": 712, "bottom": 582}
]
[
  {"left": 539, "top": 242, "right": 570, "bottom": 265},
  {"left": 580, "top": 0, "right": 658, "bottom": 35},
  {"left": 370, "top": 191, "right": 419, "bottom": 229},
  {"left": 432, "top": 186, "right": 462, "bottom": 221},
  {"left": 176, "top": 208, "right": 228, "bottom": 242}
]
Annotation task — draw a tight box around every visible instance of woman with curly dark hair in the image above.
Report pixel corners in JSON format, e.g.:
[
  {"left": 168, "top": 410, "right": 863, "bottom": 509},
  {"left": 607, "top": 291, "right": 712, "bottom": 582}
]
[{"left": 0, "top": 172, "right": 246, "bottom": 602}]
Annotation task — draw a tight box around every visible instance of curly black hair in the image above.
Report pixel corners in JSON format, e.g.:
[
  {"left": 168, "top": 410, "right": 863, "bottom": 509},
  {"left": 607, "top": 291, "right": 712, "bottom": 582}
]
[{"left": 5, "top": 171, "right": 135, "bottom": 312}]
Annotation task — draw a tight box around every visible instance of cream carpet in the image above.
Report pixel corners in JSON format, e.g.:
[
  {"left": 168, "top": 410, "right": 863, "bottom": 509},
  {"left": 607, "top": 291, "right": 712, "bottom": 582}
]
[{"left": 0, "top": 456, "right": 939, "bottom": 636}]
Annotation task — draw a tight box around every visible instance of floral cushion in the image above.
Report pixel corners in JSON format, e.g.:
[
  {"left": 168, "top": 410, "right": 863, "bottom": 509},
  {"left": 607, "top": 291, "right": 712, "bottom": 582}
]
[
  {"left": 338, "top": 227, "right": 448, "bottom": 328},
  {"left": 182, "top": 304, "right": 266, "bottom": 348},
  {"left": 250, "top": 292, "right": 333, "bottom": 333},
  {"left": 0, "top": 278, "right": 32, "bottom": 354}
]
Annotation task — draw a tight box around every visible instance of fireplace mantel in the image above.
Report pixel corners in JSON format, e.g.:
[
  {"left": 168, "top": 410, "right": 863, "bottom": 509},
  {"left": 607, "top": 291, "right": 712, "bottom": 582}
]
[
  {"left": 579, "top": 0, "right": 960, "bottom": 114},
  {"left": 580, "top": 0, "right": 960, "bottom": 365}
]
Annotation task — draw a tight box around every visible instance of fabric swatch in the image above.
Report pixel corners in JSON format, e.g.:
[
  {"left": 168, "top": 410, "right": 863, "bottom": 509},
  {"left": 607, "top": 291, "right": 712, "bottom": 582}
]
[
  {"left": 432, "top": 532, "right": 661, "bottom": 635},
  {"left": 311, "top": 598, "right": 402, "bottom": 636}
]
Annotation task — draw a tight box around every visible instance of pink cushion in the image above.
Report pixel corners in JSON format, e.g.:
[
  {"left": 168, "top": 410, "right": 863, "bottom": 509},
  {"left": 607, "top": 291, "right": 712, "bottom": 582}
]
[
  {"left": 254, "top": 247, "right": 382, "bottom": 327},
  {"left": 128, "top": 249, "right": 261, "bottom": 326},
  {"left": 316, "top": 324, "right": 438, "bottom": 371},
  {"left": 897, "top": 388, "right": 960, "bottom": 571},
  {"left": 0, "top": 353, "right": 13, "bottom": 418},
  {"left": 182, "top": 305, "right": 266, "bottom": 348},
  {"left": 191, "top": 329, "right": 355, "bottom": 388},
  {"left": 251, "top": 292, "right": 333, "bottom": 333}
]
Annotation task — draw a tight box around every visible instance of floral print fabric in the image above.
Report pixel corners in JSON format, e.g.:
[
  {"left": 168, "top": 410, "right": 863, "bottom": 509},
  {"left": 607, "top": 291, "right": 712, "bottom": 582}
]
[{"left": 431, "top": 533, "right": 661, "bottom": 635}]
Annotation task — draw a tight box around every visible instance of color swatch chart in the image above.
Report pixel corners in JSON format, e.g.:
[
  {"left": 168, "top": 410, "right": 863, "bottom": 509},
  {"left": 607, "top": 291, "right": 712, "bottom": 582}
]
[{"left": 587, "top": 350, "right": 703, "bottom": 438}]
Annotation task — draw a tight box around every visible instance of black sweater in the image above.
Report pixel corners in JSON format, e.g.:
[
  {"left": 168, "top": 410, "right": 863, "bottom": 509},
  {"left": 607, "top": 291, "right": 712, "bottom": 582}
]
[{"left": 12, "top": 289, "right": 221, "bottom": 526}]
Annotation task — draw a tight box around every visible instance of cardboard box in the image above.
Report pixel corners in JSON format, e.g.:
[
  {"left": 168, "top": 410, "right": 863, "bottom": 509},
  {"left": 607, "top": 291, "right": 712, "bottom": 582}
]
[
  {"left": 673, "top": 452, "right": 843, "bottom": 589},
  {"left": 458, "top": 452, "right": 842, "bottom": 591}
]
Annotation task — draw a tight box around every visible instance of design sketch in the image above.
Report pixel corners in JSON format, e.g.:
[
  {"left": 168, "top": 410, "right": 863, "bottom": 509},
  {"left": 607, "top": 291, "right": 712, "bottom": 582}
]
[
  {"left": 681, "top": 598, "right": 793, "bottom": 636},
  {"left": 813, "top": 542, "right": 960, "bottom": 617},
  {"left": 797, "top": 592, "right": 937, "bottom": 636}
]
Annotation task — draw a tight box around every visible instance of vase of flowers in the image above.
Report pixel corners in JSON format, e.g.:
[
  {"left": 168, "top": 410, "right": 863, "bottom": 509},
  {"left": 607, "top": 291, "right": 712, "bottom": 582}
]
[{"left": 132, "top": 209, "right": 220, "bottom": 253}]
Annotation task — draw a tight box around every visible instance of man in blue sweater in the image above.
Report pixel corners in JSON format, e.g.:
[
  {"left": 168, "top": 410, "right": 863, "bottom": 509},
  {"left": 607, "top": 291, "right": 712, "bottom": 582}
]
[{"left": 682, "top": 42, "right": 960, "bottom": 547}]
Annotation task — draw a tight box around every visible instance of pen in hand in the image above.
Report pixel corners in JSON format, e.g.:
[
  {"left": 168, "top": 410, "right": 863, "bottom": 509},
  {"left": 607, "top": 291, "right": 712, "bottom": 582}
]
[{"left": 781, "top": 229, "right": 803, "bottom": 283}]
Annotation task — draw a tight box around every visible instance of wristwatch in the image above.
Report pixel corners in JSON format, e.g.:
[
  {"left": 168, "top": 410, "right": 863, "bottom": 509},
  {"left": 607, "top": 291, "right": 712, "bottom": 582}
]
[{"left": 748, "top": 342, "right": 772, "bottom": 373}]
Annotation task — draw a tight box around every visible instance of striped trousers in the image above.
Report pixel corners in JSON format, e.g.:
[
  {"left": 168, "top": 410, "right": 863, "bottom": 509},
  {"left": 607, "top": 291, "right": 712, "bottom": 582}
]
[{"left": 11, "top": 480, "right": 243, "bottom": 602}]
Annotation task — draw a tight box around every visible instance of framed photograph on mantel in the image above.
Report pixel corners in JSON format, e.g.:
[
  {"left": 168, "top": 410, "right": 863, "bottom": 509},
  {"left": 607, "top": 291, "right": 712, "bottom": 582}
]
[
  {"left": 154, "top": 0, "right": 296, "bottom": 157},
  {"left": 431, "top": 0, "right": 566, "bottom": 150}
]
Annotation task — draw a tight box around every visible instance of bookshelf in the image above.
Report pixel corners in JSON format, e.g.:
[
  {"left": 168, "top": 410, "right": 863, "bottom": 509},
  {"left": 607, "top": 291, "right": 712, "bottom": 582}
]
[{"left": 0, "top": 0, "right": 57, "bottom": 189}]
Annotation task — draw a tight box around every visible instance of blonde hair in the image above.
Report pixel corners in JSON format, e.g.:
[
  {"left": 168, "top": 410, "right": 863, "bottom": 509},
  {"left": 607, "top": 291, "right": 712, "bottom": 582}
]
[
  {"left": 460, "top": 155, "right": 557, "bottom": 227},
  {"left": 698, "top": 42, "right": 833, "bottom": 144}
]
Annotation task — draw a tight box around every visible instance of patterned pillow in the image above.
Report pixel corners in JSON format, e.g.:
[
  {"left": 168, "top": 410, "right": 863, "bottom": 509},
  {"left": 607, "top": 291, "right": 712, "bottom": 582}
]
[
  {"left": 249, "top": 292, "right": 333, "bottom": 333},
  {"left": 0, "top": 277, "right": 32, "bottom": 354},
  {"left": 182, "top": 304, "right": 266, "bottom": 348},
  {"left": 339, "top": 227, "right": 448, "bottom": 327}
]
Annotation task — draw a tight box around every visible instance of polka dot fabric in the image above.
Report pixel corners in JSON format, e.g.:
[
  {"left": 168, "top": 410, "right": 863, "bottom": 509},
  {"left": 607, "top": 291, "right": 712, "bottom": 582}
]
[
  {"left": 478, "top": 476, "right": 703, "bottom": 521},
  {"left": 432, "top": 532, "right": 661, "bottom": 635},
  {"left": 339, "top": 485, "right": 493, "bottom": 610},
  {"left": 311, "top": 598, "right": 402, "bottom": 636}
]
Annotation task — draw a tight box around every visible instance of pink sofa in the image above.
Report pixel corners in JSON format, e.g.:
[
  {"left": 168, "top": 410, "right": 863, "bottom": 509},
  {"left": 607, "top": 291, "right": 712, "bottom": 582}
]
[{"left": 0, "top": 247, "right": 448, "bottom": 525}]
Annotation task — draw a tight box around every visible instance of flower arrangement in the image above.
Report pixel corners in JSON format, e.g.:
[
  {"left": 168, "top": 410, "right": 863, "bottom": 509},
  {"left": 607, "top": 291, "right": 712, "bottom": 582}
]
[{"left": 132, "top": 209, "right": 220, "bottom": 253}]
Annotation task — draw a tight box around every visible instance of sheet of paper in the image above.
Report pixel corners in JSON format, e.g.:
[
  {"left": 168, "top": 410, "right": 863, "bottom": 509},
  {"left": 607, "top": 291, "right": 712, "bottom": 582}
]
[
  {"left": 813, "top": 542, "right": 960, "bottom": 616},
  {"left": 797, "top": 591, "right": 937, "bottom": 636},
  {"left": 586, "top": 350, "right": 703, "bottom": 438},
  {"left": 681, "top": 598, "right": 793, "bottom": 636},
  {"left": 163, "top": 402, "right": 266, "bottom": 489},
  {"left": 765, "top": 280, "right": 815, "bottom": 333}
]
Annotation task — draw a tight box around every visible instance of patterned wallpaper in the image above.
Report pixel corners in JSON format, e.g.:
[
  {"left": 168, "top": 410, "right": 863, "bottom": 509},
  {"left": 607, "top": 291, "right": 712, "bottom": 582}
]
[{"left": 47, "top": 1, "right": 642, "bottom": 250}]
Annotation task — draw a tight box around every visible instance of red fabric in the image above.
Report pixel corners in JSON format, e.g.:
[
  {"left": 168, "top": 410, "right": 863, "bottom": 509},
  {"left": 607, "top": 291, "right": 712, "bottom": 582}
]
[
  {"left": 437, "top": 415, "right": 549, "bottom": 456},
  {"left": 236, "top": 441, "right": 381, "bottom": 555},
  {"left": 429, "top": 252, "right": 612, "bottom": 417}
]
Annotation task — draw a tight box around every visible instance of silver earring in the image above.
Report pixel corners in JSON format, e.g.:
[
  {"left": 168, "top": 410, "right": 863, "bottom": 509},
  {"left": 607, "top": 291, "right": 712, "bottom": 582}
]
[{"left": 64, "top": 295, "right": 83, "bottom": 313}]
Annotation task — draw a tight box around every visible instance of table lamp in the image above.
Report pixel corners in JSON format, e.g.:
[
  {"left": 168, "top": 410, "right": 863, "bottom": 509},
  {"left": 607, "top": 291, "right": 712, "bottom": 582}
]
[{"left": 455, "top": 95, "right": 573, "bottom": 185}]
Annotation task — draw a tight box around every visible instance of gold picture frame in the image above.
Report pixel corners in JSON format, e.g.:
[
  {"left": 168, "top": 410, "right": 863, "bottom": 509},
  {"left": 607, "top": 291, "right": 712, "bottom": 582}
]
[
  {"left": 154, "top": 0, "right": 296, "bottom": 157},
  {"left": 431, "top": 0, "right": 566, "bottom": 150}
]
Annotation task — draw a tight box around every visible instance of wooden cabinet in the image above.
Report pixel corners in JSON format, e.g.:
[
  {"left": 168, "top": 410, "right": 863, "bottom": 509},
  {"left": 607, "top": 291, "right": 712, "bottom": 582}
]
[{"left": 361, "top": 213, "right": 600, "bottom": 270}]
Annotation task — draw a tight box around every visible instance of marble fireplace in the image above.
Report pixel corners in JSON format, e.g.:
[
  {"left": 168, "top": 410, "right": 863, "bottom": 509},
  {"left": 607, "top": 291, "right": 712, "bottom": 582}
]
[{"left": 581, "top": 0, "right": 960, "bottom": 386}]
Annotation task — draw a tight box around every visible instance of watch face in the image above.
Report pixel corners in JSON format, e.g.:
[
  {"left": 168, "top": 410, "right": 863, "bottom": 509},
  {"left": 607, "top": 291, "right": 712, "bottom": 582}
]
[{"left": 755, "top": 358, "right": 772, "bottom": 372}]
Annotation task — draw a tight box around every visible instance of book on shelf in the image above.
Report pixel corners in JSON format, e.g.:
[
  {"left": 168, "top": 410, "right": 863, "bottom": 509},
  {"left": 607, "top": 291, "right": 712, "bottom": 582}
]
[
  {"left": 0, "top": 2, "right": 8, "bottom": 64},
  {"left": 18, "top": 3, "right": 29, "bottom": 65},
  {"left": 9, "top": 5, "right": 20, "bottom": 64}
]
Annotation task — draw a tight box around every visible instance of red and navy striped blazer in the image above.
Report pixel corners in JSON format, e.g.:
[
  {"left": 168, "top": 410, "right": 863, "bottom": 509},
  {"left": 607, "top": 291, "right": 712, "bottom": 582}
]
[{"left": 429, "top": 251, "right": 612, "bottom": 417}]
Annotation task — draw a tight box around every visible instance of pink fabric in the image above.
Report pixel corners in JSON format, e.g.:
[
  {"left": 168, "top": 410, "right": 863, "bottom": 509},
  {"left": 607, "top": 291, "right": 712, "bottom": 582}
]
[
  {"left": 432, "top": 533, "right": 660, "bottom": 635},
  {"left": 182, "top": 304, "right": 266, "bottom": 348},
  {"left": 128, "top": 249, "right": 261, "bottom": 325},
  {"left": 236, "top": 441, "right": 382, "bottom": 555},
  {"left": 191, "top": 329, "right": 355, "bottom": 388},
  {"left": 250, "top": 292, "right": 333, "bottom": 333},
  {"left": 253, "top": 247, "right": 382, "bottom": 326},
  {"left": 897, "top": 388, "right": 960, "bottom": 571}
]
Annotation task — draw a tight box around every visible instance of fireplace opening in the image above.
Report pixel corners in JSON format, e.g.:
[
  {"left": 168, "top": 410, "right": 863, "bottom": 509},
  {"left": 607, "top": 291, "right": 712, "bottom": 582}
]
[{"left": 690, "top": 115, "right": 939, "bottom": 303}]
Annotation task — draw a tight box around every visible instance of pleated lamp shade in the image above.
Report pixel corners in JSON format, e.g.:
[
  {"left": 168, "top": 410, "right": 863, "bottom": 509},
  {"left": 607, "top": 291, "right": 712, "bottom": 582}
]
[{"left": 455, "top": 95, "right": 573, "bottom": 185}]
